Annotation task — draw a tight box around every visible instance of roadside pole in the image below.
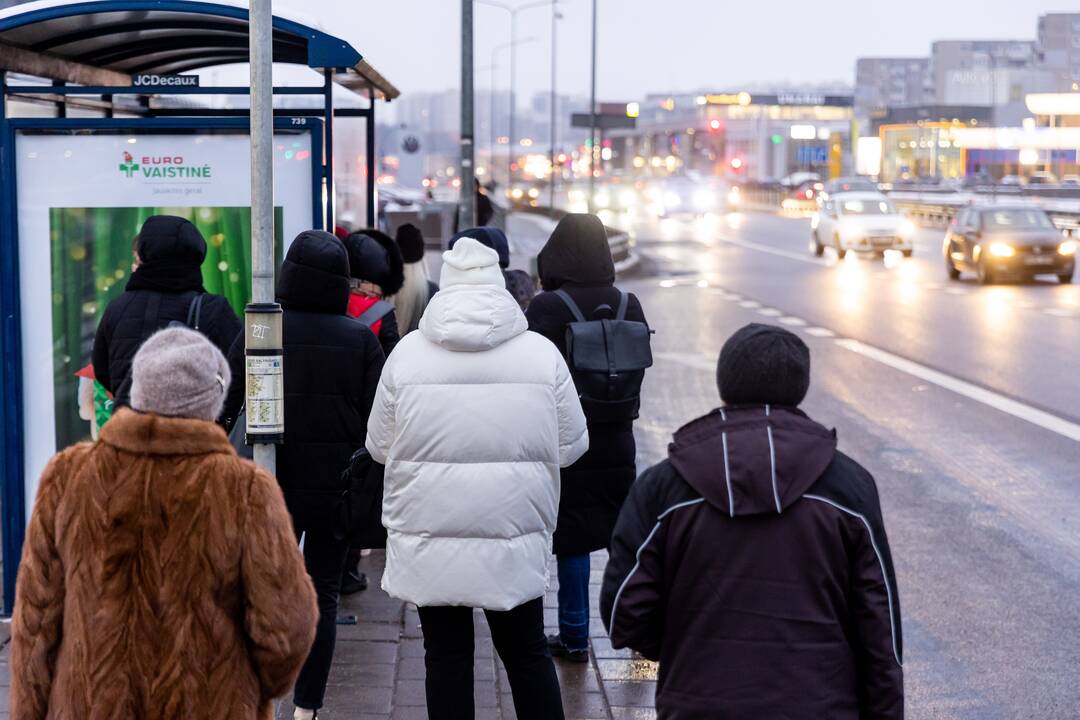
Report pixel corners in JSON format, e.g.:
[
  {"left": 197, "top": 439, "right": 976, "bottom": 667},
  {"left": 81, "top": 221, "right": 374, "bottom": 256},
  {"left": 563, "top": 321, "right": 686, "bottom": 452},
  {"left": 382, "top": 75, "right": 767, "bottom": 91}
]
[
  {"left": 588, "top": 0, "right": 597, "bottom": 213},
  {"left": 246, "top": 0, "right": 284, "bottom": 472},
  {"left": 461, "top": 0, "right": 477, "bottom": 228}
]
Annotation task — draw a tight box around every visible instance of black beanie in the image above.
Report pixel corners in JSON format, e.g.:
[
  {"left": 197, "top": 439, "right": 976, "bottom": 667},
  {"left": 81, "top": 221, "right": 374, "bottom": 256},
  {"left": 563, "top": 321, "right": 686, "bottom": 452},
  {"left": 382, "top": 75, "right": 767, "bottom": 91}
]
[
  {"left": 717, "top": 323, "right": 810, "bottom": 407},
  {"left": 396, "top": 223, "right": 426, "bottom": 264}
]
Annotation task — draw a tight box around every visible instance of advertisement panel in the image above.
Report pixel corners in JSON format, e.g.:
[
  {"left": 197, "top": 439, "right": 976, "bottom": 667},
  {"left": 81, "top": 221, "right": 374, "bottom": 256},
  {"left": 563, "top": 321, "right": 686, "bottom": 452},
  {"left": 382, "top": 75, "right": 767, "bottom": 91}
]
[{"left": 15, "top": 130, "right": 315, "bottom": 506}]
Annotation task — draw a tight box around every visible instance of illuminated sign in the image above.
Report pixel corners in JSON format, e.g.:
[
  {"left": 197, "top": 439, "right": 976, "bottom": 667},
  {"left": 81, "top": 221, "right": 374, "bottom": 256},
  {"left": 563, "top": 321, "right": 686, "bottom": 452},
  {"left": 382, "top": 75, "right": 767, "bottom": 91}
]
[
  {"left": 790, "top": 124, "right": 817, "bottom": 140},
  {"left": 705, "top": 92, "right": 752, "bottom": 106}
]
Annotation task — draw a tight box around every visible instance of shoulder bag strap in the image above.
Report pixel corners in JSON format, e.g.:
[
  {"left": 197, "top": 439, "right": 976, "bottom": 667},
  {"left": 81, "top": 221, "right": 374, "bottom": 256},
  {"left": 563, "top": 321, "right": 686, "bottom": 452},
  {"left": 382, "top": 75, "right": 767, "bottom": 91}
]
[
  {"left": 356, "top": 299, "right": 394, "bottom": 328},
  {"left": 186, "top": 293, "right": 204, "bottom": 331},
  {"left": 553, "top": 289, "right": 587, "bottom": 323}
]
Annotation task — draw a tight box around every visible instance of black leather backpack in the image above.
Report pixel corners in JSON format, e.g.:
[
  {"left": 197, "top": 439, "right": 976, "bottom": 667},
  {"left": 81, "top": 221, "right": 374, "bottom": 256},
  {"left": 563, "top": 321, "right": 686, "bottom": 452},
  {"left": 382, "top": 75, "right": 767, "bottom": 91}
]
[{"left": 555, "top": 289, "right": 653, "bottom": 423}]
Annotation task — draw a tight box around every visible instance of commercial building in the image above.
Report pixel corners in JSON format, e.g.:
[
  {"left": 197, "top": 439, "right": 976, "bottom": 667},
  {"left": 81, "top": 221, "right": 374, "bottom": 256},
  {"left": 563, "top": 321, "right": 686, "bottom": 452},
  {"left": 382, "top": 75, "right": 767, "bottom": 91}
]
[
  {"left": 1037, "top": 13, "right": 1080, "bottom": 92},
  {"left": 603, "top": 91, "right": 853, "bottom": 182},
  {"left": 854, "top": 58, "right": 933, "bottom": 118}
]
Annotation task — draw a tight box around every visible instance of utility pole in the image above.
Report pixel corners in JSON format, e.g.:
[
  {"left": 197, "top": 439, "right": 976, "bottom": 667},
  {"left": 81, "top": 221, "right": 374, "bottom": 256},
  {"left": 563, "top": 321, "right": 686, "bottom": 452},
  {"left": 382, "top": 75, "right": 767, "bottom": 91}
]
[
  {"left": 246, "top": 0, "right": 283, "bottom": 473},
  {"left": 549, "top": 0, "right": 558, "bottom": 214},
  {"left": 588, "top": 0, "right": 598, "bottom": 213},
  {"left": 461, "top": 0, "right": 477, "bottom": 229}
]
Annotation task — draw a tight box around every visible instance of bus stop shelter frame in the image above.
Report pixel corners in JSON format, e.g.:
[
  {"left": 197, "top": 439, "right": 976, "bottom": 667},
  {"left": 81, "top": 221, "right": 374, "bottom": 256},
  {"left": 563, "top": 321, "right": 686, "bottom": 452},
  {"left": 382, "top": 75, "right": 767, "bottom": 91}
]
[{"left": 0, "top": 0, "right": 400, "bottom": 612}]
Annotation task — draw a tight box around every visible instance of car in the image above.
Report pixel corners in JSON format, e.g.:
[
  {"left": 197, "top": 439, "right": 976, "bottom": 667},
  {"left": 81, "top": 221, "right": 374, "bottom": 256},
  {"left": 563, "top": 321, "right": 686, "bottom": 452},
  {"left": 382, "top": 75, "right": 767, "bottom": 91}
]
[
  {"left": 818, "top": 176, "right": 879, "bottom": 202},
  {"left": 810, "top": 193, "right": 916, "bottom": 258},
  {"left": 1061, "top": 174, "right": 1080, "bottom": 186},
  {"left": 999, "top": 174, "right": 1027, "bottom": 188},
  {"left": 943, "top": 205, "right": 1076, "bottom": 284},
  {"left": 1027, "top": 171, "right": 1058, "bottom": 186}
]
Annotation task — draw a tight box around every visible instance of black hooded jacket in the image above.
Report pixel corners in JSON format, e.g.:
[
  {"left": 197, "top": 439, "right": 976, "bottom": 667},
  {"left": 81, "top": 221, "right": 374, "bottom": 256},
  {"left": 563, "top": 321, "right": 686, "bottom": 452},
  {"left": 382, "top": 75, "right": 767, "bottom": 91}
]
[
  {"left": 526, "top": 214, "right": 647, "bottom": 555},
  {"left": 92, "top": 216, "right": 241, "bottom": 409},
  {"left": 600, "top": 406, "right": 903, "bottom": 720},
  {"left": 343, "top": 230, "right": 404, "bottom": 356},
  {"left": 223, "top": 231, "right": 385, "bottom": 530}
]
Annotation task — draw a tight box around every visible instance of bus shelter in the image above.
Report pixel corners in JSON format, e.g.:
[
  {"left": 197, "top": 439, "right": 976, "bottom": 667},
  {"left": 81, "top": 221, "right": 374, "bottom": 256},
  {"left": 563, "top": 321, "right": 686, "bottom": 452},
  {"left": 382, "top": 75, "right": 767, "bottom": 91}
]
[{"left": 0, "top": 0, "right": 400, "bottom": 612}]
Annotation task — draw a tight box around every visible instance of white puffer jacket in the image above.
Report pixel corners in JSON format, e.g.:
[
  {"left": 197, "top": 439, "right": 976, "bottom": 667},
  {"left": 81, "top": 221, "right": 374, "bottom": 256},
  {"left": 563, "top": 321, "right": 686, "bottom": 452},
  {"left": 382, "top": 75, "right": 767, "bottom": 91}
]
[{"left": 366, "top": 247, "right": 588, "bottom": 611}]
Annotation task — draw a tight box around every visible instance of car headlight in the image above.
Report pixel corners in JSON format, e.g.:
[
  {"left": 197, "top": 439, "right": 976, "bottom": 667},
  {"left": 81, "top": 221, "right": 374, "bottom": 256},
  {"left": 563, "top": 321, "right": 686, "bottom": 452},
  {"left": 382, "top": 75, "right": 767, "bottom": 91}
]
[
  {"left": 988, "top": 242, "right": 1016, "bottom": 258},
  {"left": 728, "top": 188, "right": 741, "bottom": 205},
  {"left": 839, "top": 219, "right": 860, "bottom": 239},
  {"left": 692, "top": 189, "right": 713, "bottom": 209},
  {"left": 594, "top": 191, "right": 611, "bottom": 209},
  {"left": 899, "top": 220, "right": 916, "bottom": 238},
  {"left": 664, "top": 191, "right": 682, "bottom": 208},
  {"left": 1059, "top": 240, "right": 1078, "bottom": 256}
]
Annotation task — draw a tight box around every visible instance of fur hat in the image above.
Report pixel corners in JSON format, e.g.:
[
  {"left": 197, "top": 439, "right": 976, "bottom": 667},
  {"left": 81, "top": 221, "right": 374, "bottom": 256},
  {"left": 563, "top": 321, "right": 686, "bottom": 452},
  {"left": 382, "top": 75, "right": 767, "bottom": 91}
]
[
  {"left": 342, "top": 229, "right": 405, "bottom": 296},
  {"left": 717, "top": 323, "right": 810, "bottom": 407},
  {"left": 130, "top": 327, "right": 231, "bottom": 421}
]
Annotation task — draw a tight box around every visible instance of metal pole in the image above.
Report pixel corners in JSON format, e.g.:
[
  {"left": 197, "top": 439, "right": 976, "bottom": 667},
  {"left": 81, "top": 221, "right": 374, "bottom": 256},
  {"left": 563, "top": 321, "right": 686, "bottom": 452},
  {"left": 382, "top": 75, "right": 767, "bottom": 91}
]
[
  {"left": 508, "top": 12, "right": 517, "bottom": 199},
  {"left": 323, "top": 69, "right": 335, "bottom": 231},
  {"left": 588, "top": 0, "right": 597, "bottom": 213},
  {"left": 461, "top": 0, "right": 477, "bottom": 228},
  {"left": 248, "top": 0, "right": 279, "bottom": 473},
  {"left": 366, "top": 88, "right": 376, "bottom": 227},
  {"left": 549, "top": 1, "right": 557, "bottom": 214}
]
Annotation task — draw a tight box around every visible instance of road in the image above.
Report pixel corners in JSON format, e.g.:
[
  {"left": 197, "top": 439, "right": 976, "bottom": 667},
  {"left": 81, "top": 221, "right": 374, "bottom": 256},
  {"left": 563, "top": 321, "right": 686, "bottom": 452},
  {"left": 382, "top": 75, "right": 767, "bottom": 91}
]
[{"left": 605, "top": 209, "right": 1080, "bottom": 719}]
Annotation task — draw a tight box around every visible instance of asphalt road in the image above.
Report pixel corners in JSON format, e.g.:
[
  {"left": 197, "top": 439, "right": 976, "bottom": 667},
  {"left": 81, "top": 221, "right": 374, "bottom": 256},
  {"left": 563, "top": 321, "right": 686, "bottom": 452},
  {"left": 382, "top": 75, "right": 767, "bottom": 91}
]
[{"left": 608, "top": 209, "right": 1080, "bottom": 719}]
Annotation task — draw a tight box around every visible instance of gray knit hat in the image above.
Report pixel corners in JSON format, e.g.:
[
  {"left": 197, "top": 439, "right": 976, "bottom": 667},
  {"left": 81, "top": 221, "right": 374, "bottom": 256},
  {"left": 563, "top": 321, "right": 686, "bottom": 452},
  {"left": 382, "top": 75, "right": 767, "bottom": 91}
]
[{"left": 130, "top": 327, "right": 231, "bottom": 421}]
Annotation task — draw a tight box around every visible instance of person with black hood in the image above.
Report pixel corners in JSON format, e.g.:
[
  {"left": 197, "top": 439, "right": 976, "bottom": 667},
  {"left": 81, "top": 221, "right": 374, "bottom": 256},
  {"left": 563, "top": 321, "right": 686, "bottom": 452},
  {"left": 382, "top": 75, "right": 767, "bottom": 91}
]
[
  {"left": 600, "top": 324, "right": 904, "bottom": 720},
  {"left": 524, "top": 213, "right": 648, "bottom": 662},
  {"left": 342, "top": 229, "right": 405, "bottom": 357},
  {"left": 391, "top": 223, "right": 438, "bottom": 334},
  {"left": 92, "top": 215, "right": 241, "bottom": 411},
  {"left": 449, "top": 226, "right": 536, "bottom": 310},
  {"left": 222, "top": 230, "right": 385, "bottom": 720}
]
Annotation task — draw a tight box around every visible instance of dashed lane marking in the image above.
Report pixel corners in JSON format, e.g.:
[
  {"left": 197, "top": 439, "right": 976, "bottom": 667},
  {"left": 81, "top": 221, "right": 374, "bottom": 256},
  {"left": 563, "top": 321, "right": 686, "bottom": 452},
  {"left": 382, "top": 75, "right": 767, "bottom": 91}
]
[
  {"left": 757, "top": 308, "right": 783, "bottom": 317},
  {"left": 780, "top": 316, "right": 808, "bottom": 326},
  {"left": 739, "top": 300, "right": 761, "bottom": 309},
  {"left": 805, "top": 327, "right": 835, "bottom": 337}
]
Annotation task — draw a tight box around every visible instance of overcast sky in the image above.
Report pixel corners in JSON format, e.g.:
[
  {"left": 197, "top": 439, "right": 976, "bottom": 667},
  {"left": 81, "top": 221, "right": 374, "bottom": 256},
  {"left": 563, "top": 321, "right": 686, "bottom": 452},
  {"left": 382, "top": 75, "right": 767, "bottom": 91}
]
[{"left": 273, "top": 0, "right": 1079, "bottom": 102}]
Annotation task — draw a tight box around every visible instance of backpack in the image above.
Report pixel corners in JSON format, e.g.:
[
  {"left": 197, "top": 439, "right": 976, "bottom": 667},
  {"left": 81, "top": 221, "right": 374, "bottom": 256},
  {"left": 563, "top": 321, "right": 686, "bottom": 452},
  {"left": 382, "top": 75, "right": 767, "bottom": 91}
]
[
  {"left": 554, "top": 289, "right": 653, "bottom": 423},
  {"left": 337, "top": 448, "right": 387, "bottom": 548}
]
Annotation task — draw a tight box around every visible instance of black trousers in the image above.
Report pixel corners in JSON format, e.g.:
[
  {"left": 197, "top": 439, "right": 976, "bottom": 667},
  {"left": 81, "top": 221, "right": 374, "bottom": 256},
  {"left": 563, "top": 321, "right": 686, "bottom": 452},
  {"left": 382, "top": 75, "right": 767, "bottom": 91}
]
[
  {"left": 417, "top": 598, "right": 564, "bottom": 720},
  {"left": 292, "top": 527, "right": 350, "bottom": 710}
]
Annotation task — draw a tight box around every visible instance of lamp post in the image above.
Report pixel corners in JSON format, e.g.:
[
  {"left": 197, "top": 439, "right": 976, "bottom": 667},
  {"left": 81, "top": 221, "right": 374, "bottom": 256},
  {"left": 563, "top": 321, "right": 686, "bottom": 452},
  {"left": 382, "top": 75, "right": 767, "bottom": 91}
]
[
  {"left": 488, "top": 37, "right": 538, "bottom": 187},
  {"left": 549, "top": 1, "right": 562, "bottom": 214},
  {"left": 478, "top": 0, "right": 552, "bottom": 197},
  {"left": 588, "top": 0, "right": 597, "bottom": 213},
  {"left": 461, "top": 0, "right": 477, "bottom": 229}
]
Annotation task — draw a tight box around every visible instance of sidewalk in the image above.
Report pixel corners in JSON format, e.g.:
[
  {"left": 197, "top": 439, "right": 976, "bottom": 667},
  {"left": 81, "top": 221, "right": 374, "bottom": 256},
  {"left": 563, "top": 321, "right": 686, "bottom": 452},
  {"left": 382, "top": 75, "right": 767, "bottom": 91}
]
[
  {"left": 274, "top": 550, "right": 657, "bottom": 720},
  {"left": 0, "top": 551, "right": 657, "bottom": 720}
]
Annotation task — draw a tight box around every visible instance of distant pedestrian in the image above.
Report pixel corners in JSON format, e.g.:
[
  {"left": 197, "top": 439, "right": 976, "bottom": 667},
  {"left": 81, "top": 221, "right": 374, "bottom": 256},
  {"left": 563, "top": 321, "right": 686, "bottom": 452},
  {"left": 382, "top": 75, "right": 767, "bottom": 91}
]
[
  {"left": 223, "top": 231, "right": 385, "bottom": 720},
  {"left": 343, "top": 229, "right": 405, "bottom": 357},
  {"left": 92, "top": 215, "right": 241, "bottom": 412},
  {"left": 366, "top": 238, "right": 588, "bottom": 720},
  {"left": 12, "top": 327, "right": 317, "bottom": 720},
  {"left": 390, "top": 222, "right": 438, "bottom": 334},
  {"left": 476, "top": 178, "right": 495, "bottom": 227},
  {"left": 449, "top": 226, "right": 537, "bottom": 310},
  {"left": 526, "top": 213, "right": 649, "bottom": 662},
  {"left": 601, "top": 324, "right": 904, "bottom": 719}
]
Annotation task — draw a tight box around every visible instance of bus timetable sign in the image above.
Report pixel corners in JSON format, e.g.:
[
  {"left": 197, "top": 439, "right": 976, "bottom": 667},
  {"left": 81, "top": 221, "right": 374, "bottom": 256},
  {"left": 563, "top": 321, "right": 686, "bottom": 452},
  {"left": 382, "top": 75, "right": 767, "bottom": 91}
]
[{"left": 132, "top": 74, "right": 200, "bottom": 88}]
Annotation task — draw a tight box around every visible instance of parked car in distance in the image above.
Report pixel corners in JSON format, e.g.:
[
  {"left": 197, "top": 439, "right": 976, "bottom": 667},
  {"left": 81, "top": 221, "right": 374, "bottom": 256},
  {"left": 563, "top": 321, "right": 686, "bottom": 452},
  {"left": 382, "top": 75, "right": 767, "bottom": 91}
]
[
  {"left": 811, "top": 193, "right": 916, "bottom": 259},
  {"left": 1027, "top": 171, "right": 1058, "bottom": 186},
  {"left": 943, "top": 205, "right": 1075, "bottom": 284},
  {"left": 818, "top": 176, "right": 879, "bottom": 202}
]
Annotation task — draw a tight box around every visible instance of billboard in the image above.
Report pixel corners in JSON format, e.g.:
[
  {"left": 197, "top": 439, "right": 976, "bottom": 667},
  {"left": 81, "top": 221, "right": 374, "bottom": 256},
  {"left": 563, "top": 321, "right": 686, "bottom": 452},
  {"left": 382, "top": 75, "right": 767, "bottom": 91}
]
[{"left": 15, "top": 130, "right": 315, "bottom": 507}]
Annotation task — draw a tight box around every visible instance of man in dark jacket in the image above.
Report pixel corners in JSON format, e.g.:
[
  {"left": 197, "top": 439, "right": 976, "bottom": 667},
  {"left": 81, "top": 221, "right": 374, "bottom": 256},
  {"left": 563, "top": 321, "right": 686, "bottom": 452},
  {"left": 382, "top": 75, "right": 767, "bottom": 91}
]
[
  {"left": 526, "top": 214, "right": 648, "bottom": 662},
  {"left": 600, "top": 324, "right": 903, "bottom": 720},
  {"left": 223, "top": 230, "right": 385, "bottom": 719},
  {"left": 92, "top": 215, "right": 241, "bottom": 409},
  {"left": 449, "top": 226, "right": 537, "bottom": 310}
]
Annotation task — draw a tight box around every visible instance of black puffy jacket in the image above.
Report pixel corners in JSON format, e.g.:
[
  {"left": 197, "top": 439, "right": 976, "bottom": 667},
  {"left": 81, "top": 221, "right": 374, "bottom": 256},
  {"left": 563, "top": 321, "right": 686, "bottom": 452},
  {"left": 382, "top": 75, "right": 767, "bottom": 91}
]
[
  {"left": 92, "top": 216, "right": 241, "bottom": 409},
  {"left": 526, "top": 214, "right": 647, "bottom": 556},
  {"left": 223, "top": 231, "right": 385, "bottom": 531}
]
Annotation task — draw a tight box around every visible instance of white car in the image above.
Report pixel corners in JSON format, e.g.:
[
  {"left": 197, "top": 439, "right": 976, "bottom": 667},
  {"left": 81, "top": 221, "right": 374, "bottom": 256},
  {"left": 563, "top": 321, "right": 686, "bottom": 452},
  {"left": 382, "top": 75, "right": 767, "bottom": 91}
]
[{"left": 810, "top": 193, "right": 915, "bottom": 258}]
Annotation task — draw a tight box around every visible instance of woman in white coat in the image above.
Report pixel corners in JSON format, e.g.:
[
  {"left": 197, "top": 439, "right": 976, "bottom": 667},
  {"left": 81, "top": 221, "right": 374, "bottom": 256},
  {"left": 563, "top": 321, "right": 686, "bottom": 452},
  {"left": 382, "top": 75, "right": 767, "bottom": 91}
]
[{"left": 366, "top": 237, "right": 588, "bottom": 720}]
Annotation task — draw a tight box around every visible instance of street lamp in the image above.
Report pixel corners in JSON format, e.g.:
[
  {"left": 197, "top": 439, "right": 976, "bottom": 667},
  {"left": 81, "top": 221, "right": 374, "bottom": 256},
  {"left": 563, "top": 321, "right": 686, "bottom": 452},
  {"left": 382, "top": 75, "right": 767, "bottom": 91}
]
[
  {"left": 488, "top": 36, "right": 538, "bottom": 186},
  {"left": 478, "top": 0, "right": 551, "bottom": 197}
]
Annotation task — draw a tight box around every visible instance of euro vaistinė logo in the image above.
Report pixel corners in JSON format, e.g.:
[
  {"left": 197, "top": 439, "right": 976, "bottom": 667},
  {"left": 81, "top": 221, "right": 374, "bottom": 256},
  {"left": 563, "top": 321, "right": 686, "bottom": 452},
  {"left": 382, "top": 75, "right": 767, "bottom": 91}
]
[
  {"left": 117, "top": 151, "right": 212, "bottom": 180},
  {"left": 119, "top": 151, "right": 139, "bottom": 178}
]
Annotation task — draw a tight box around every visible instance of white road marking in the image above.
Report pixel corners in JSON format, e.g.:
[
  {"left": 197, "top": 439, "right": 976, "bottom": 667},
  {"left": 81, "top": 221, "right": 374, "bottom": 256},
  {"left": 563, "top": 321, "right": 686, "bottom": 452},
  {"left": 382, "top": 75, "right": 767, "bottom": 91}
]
[
  {"left": 835, "top": 339, "right": 1080, "bottom": 442},
  {"left": 780, "top": 316, "right": 808, "bottom": 326},
  {"left": 1044, "top": 308, "right": 1075, "bottom": 317},
  {"left": 805, "top": 327, "right": 835, "bottom": 337},
  {"left": 724, "top": 293, "right": 743, "bottom": 301},
  {"left": 944, "top": 287, "right": 969, "bottom": 295},
  {"left": 740, "top": 300, "right": 761, "bottom": 309},
  {"left": 717, "top": 235, "right": 830, "bottom": 266},
  {"left": 757, "top": 308, "right": 783, "bottom": 317}
]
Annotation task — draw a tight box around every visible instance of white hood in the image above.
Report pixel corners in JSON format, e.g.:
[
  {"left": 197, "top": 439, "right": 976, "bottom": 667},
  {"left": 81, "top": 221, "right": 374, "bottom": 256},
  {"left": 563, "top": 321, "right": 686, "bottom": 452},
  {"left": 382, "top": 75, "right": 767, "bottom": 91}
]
[{"left": 419, "top": 283, "right": 528, "bottom": 352}]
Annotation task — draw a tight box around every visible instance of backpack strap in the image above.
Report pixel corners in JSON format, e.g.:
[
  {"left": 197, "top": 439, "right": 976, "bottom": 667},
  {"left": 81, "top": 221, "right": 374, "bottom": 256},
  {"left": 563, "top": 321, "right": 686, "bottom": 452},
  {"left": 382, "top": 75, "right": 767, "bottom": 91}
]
[
  {"left": 615, "top": 291, "right": 629, "bottom": 321},
  {"left": 186, "top": 293, "right": 204, "bottom": 330},
  {"left": 553, "top": 289, "right": 587, "bottom": 323},
  {"left": 356, "top": 299, "right": 394, "bottom": 328}
]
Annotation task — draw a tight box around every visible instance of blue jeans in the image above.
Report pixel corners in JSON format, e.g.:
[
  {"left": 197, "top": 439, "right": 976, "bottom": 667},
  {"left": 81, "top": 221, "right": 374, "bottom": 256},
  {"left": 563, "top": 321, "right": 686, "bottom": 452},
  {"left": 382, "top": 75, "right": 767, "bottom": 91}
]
[{"left": 556, "top": 554, "right": 590, "bottom": 651}]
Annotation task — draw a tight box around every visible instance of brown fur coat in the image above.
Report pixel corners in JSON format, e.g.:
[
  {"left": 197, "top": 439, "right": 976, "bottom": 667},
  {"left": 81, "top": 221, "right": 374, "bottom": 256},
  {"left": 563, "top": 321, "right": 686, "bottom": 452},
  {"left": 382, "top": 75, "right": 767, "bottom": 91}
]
[{"left": 11, "top": 408, "right": 318, "bottom": 720}]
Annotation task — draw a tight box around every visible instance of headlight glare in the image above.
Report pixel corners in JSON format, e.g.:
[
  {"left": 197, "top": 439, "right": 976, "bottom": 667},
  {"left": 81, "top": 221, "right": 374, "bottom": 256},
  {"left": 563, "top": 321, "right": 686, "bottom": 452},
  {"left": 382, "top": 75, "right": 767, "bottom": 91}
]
[
  {"left": 1059, "top": 240, "right": 1077, "bottom": 256},
  {"left": 988, "top": 242, "right": 1016, "bottom": 258}
]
